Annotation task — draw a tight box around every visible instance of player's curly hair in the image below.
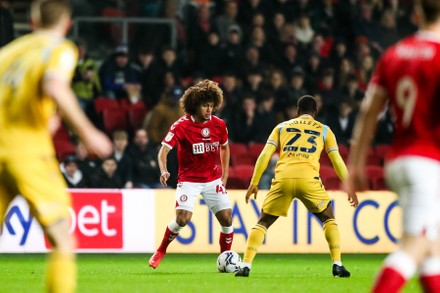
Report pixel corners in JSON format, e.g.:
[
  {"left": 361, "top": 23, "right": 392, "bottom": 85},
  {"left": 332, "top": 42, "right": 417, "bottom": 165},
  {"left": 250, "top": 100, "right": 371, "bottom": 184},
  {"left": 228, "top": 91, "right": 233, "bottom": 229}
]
[{"left": 180, "top": 79, "right": 224, "bottom": 115}]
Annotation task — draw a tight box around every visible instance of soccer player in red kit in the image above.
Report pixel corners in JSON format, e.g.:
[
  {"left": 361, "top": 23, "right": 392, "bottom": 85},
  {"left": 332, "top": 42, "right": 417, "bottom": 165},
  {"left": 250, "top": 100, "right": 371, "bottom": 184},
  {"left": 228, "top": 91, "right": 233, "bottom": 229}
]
[
  {"left": 346, "top": 1, "right": 440, "bottom": 292},
  {"left": 149, "top": 79, "right": 233, "bottom": 269}
]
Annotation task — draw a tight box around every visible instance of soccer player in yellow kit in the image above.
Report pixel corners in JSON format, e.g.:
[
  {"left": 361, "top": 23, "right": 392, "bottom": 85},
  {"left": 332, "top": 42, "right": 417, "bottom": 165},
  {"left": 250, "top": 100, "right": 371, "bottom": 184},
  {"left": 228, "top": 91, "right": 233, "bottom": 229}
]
[
  {"left": 0, "top": 1, "right": 112, "bottom": 292},
  {"left": 235, "top": 95, "right": 358, "bottom": 278}
]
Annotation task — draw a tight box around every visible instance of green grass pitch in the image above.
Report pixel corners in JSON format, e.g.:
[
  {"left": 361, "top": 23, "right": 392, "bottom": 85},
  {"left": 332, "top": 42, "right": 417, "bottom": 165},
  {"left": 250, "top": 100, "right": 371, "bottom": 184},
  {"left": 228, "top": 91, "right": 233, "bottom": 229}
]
[{"left": 0, "top": 254, "right": 422, "bottom": 293}]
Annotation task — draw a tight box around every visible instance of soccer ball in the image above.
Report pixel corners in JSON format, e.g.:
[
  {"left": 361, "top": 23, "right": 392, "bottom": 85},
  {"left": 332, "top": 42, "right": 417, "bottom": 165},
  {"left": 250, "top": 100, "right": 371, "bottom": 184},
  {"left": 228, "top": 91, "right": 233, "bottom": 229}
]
[{"left": 217, "top": 250, "right": 242, "bottom": 273}]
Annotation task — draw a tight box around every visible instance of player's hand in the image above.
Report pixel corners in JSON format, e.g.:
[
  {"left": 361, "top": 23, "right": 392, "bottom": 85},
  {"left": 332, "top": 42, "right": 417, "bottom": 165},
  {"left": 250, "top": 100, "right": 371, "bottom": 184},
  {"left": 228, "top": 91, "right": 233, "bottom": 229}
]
[
  {"left": 160, "top": 171, "right": 170, "bottom": 187},
  {"left": 82, "top": 129, "right": 112, "bottom": 158},
  {"left": 347, "top": 191, "right": 359, "bottom": 208},
  {"left": 245, "top": 185, "right": 258, "bottom": 204}
]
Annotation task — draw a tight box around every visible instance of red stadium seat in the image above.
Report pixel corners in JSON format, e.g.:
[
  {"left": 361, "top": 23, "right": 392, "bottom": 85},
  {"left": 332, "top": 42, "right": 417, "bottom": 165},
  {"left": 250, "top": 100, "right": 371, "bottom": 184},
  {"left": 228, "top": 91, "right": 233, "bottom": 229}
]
[
  {"left": 320, "top": 165, "right": 341, "bottom": 190},
  {"left": 53, "top": 140, "right": 76, "bottom": 161},
  {"left": 102, "top": 108, "right": 128, "bottom": 134},
  {"left": 228, "top": 165, "right": 254, "bottom": 189},
  {"left": 248, "top": 143, "right": 266, "bottom": 160},
  {"left": 94, "top": 97, "right": 120, "bottom": 114},
  {"left": 374, "top": 144, "right": 391, "bottom": 164},
  {"left": 128, "top": 107, "right": 148, "bottom": 131},
  {"left": 366, "top": 165, "right": 387, "bottom": 190},
  {"left": 229, "top": 143, "right": 248, "bottom": 156},
  {"left": 53, "top": 125, "right": 70, "bottom": 142},
  {"left": 231, "top": 154, "right": 255, "bottom": 166},
  {"left": 319, "top": 154, "right": 333, "bottom": 167}
]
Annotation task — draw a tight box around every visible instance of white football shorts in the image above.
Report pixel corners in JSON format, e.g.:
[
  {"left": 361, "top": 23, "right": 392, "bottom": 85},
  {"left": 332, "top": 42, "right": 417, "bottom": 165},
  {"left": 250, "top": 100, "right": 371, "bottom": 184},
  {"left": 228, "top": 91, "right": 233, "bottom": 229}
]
[
  {"left": 385, "top": 156, "right": 440, "bottom": 240},
  {"left": 175, "top": 178, "right": 231, "bottom": 214}
]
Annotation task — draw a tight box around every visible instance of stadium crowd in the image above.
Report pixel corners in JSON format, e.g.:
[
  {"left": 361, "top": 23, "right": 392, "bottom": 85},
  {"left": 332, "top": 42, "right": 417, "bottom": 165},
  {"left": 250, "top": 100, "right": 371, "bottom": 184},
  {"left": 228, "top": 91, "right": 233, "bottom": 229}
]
[{"left": 1, "top": 0, "right": 414, "bottom": 189}]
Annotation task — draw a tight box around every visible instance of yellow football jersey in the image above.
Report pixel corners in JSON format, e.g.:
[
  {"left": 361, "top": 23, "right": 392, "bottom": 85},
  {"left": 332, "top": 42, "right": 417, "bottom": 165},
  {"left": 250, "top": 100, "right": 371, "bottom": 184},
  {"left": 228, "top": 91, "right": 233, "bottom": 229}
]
[
  {"left": 0, "top": 32, "right": 78, "bottom": 159},
  {"left": 267, "top": 114, "right": 339, "bottom": 179}
]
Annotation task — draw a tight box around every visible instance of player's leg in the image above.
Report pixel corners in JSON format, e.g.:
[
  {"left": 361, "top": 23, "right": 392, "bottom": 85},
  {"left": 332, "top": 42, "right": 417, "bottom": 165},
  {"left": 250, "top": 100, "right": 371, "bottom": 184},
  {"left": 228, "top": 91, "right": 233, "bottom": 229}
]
[
  {"left": 10, "top": 158, "right": 76, "bottom": 293},
  {"left": 149, "top": 181, "right": 198, "bottom": 269},
  {"left": 203, "top": 178, "right": 234, "bottom": 252},
  {"left": 299, "top": 177, "right": 350, "bottom": 277},
  {"left": 372, "top": 157, "right": 440, "bottom": 293},
  {"left": 236, "top": 179, "right": 291, "bottom": 277},
  {"left": 313, "top": 204, "right": 350, "bottom": 277},
  {"left": 0, "top": 163, "right": 15, "bottom": 224},
  {"left": 419, "top": 235, "right": 440, "bottom": 293},
  {"left": 214, "top": 208, "right": 233, "bottom": 252}
]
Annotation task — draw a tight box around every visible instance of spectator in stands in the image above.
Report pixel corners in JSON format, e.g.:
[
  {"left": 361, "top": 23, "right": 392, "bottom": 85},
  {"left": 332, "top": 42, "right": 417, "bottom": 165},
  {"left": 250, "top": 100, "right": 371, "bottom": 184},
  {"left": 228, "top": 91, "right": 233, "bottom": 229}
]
[
  {"left": 74, "top": 141, "right": 98, "bottom": 180},
  {"left": 60, "top": 155, "right": 88, "bottom": 188},
  {"left": 242, "top": 69, "right": 265, "bottom": 99},
  {"left": 112, "top": 130, "right": 133, "bottom": 189},
  {"left": 267, "top": 12, "right": 286, "bottom": 48},
  {"left": 355, "top": 54, "right": 375, "bottom": 91},
  {"left": 278, "top": 44, "right": 302, "bottom": 78},
  {"left": 246, "top": 26, "right": 277, "bottom": 66},
  {"left": 220, "top": 72, "right": 242, "bottom": 114},
  {"left": 127, "top": 129, "right": 162, "bottom": 188},
  {"left": 230, "top": 94, "right": 257, "bottom": 144},
  {"left": 221, "top": 25, "right": 245, "bottom": 75},
  {"left": 187, "top": 4, "right": 218, "bottom": 68},
  {"left": 329, "top": 37, "right": 349, "bottom": 70},
  {"left": 294, "top": 14, "right": 315, "bottom": 46},
  {"left": 374, "top": 108, "right": 394, "bottom": 146},
  {"left": 253, "top": 92, "right": 277, "bottom": 143},
  {"left": 238, "top": 0, "right": 272, "bottom": 27},
  {"left": 0, "top": 0, "right": 13, "bottom": 47},
  {"left": 326, "top": 99, "right": 356, "bottom": 146},
  {"left": 91, "top": 157, "right": 123, "bottom": 188},
  {"left": 314, "top": 92, "right": 327, "bottom": 124},
  {"left": 143, "top": 88, "right": 184, "bottom": 146},
  {"left": 287, "top": 66, "right": 308, "bottom": 103},
  {"left": 377, "top": 9, "right": 399, "bottom": 49},
  {"left": 133, "top": 48, "right": 159, "bottom": 108},
  {"left": 354, "top": 3, "right": 381, "bottom": 42},
  {"left": 216, "top": 0, "right": 239, "bottom": 42},
  {"left": 342, "top": 74, "right": 365, "bottom": 111},
  {"left": 304, "top": 52, "right": 322, "bottom": 92},
  {"left": 99, "top": 44, "right": 141, "bottom": 100},
  {"left": 335, "top": 58, "right": 356, "bottom": 90},
  {"left": 156, "top": 46, "right": 182, "bottom": 89},
  {"left": 198, "top": 31, "right": 223, "bottom": 77},
  {"left": 242, "top": 46, "right": 266, "bottom": 78},
  {"left": 72, "top": 39, "right": 101, "bottom": 113},
  {"left": 319, "top": 68, "right": 342, "bottom": 116}
]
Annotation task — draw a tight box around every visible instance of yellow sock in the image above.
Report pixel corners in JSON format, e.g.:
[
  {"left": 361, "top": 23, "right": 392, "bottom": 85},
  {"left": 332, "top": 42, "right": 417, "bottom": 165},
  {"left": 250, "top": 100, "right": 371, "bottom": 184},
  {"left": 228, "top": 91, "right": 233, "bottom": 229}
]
[
  {"left": 46, "top": 251, "right": 76, "bottom": 293},
  {"left": 323, "top": 219, "right": 341, "bottom": 263},
  {"left": 243, "top": 224, "right": 267, "bottom": 264}
]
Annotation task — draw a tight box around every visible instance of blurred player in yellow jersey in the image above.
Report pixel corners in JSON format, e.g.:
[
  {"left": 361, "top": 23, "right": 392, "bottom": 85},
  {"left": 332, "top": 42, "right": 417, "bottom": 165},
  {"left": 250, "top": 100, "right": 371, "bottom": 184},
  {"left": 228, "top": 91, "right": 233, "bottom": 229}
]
[
  {"left": 235, "top": 95, "right": 358, "bottom": 278},
  {"left": 0, "top": 0, "right": 112, "bottom": 292}
]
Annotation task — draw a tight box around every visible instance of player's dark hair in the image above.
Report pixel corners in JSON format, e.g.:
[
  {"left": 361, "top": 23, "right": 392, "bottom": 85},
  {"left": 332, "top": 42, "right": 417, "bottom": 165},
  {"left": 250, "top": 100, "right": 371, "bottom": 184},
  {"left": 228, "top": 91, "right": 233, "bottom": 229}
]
[
  {"left": 297, "top": 95, "right": 317, "bottom": 115},
  {"left": 31, "top": 0, "right": 71, "bottom": 28},
  {"left": 180, "top": 79, "right": 223, "bottom": 115},
  {"left": 419, "top": 0, "right": 440, "bottom": 23}
]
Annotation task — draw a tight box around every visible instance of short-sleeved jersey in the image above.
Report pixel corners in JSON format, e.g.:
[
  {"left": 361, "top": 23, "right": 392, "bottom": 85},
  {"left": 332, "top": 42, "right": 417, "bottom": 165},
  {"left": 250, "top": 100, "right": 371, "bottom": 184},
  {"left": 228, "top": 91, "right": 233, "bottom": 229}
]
[
  {"left": 0, "top": 32, "right": 78, "bottom": 159},
  {"left": 367, "top": 31, "right": 440, "bottom": 161},
  {"left": 266, "top": 114, "right": 339, "bottom": 179},
  {"left": 162, "top": 114, "right": 228, "bottom": 183}
]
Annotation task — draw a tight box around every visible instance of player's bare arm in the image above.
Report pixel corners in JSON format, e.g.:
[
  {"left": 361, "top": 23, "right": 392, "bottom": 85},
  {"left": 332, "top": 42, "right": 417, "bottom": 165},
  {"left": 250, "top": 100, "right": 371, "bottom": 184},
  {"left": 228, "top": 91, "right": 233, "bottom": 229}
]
[
  {"left": 158, "top": 145, "right": 171, "bottom": 187},
  {"left": 346, "top": 90, "right": 388, "bottom": 194},
  {"left": 245, "top": 144, "right": 277, "bottom": 204},
  {"left": 220, "top": 143, "right": 230, "bottom": 186},
  {"left": 44, "top": 77, "right": 112, "bottom": 158},
  {"left": 328, "top": 151, "right": 359, "bottom": 208}
]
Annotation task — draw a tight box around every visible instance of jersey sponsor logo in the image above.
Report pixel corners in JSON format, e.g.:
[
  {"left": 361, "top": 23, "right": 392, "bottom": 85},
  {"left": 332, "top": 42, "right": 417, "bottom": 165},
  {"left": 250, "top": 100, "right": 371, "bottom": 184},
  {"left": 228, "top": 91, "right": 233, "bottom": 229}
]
[
  {"left": 192, "top": 143, "right": 205, "bottom": 154},
  {"left": 201, "top": 128, "right": 210, "bottom": 137},
  {"left": 165, "top": 132, "right": 174, "bottom": 142},
  {"left": 180, "top": 195, "right": 188, "bottom": 202}
]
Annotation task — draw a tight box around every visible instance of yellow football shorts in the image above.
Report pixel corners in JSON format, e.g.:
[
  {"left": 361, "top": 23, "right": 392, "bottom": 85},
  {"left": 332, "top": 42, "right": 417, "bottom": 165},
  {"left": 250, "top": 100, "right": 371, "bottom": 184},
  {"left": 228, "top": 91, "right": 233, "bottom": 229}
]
[
  {"left": 262, "top": 177, "right": 330, "bottom": 217},
  {"left": 0, "top": 156, "right": 71, "bottom": 228}
]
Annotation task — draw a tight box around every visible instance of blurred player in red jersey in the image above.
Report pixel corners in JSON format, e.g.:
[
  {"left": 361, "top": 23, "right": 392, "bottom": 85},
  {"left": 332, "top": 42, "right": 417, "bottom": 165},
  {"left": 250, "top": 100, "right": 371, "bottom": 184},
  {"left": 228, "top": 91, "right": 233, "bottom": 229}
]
[
  {"left": 346, "top": 1, "right": 440, "bottom": 292},
  {"left": 149, "top": 79, "right": 233, "bottom": 269}
]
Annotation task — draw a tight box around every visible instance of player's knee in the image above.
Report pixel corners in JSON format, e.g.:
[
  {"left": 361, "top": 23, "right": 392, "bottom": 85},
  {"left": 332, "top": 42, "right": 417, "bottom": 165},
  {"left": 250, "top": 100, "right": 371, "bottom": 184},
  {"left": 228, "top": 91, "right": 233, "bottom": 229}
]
[
  {"left": 220, "top": 217, "right": 232, "bottom": 227},
  {"left": 45, "top": 218, "right": 75, "bottom": 253}
]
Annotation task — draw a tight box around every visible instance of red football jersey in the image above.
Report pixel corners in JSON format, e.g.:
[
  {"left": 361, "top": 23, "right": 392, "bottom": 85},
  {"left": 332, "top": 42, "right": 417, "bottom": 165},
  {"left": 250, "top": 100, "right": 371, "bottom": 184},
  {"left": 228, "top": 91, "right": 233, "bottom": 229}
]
[
  {"left": 162, "top": 114, "right": 229, "bottom": 183},
  {"left": 367, "top": 31, "right": 440, "bottom": 161}
]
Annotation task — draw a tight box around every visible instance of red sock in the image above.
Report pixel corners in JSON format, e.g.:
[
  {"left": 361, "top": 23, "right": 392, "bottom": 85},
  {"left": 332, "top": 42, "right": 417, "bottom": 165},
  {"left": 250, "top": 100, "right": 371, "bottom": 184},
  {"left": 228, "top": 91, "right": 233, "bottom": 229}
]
[
  {"left": 420, "top": 275, "right": 440, "bottom": 293},
  {"left": 157, "top": 227, "right": 179, "bottom": 253},
  {"left": 219, "top": 232, "right": 234, "bottom": 252},
  {"left": 372, "top": 267, "right": 406, "bottom": 293}
]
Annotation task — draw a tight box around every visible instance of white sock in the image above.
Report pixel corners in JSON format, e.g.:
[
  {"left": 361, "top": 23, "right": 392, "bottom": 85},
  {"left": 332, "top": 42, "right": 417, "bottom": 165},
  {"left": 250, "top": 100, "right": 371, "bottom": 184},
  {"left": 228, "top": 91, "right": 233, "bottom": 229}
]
[
  {"left": 384, "top": 250, "right": 417, "bottom": 280},
  {"left": 221, "top": 226, "right": 233, "bottom": 234},
  {"left": 241, "top": 262, "right": 252, "bottom": 269},
  {"left": 333, "top": 261, "right": 342, "bottom": 266},
  {"left": 168, "top": 220, "right": 184, "bottom": 233}
]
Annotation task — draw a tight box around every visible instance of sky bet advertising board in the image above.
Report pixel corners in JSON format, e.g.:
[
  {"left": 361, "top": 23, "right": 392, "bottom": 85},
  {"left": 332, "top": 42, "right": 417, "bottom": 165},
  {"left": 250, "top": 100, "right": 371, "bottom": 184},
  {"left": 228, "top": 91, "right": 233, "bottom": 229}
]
[{"left": 0, "top": 189, "right": 400, "bottom": 253}]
